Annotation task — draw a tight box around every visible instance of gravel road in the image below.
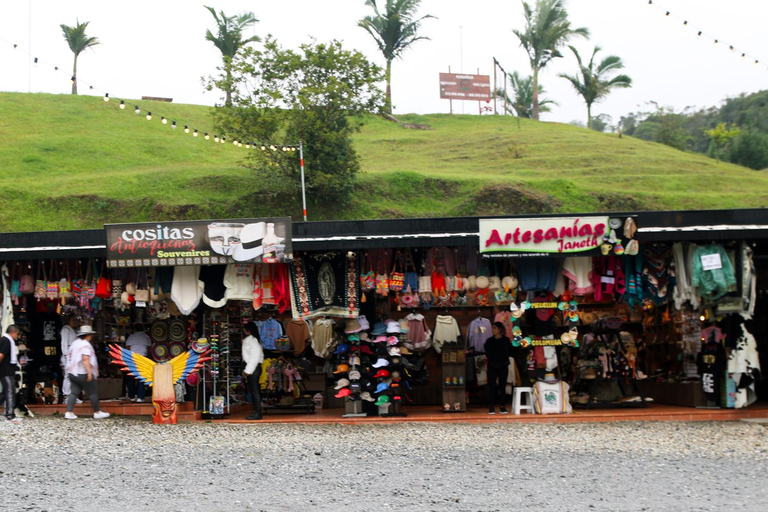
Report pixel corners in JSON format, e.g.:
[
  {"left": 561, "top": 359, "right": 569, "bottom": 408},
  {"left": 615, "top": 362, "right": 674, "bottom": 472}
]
[{"left": 0, "top": 417, "right": 766, "bottom": 511}]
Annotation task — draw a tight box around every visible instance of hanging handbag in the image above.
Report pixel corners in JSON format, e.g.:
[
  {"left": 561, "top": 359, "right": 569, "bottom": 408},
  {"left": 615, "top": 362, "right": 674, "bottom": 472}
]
[
  {"left": 389, "top": 251, "right": 404, "bottom": 292},
  {"left": 86, "top": 259, "right": 98, "bottom": 300},
  {"left": 403, "top": 250, "right": 419, "bottom": 292},
  {"left": 9, "top": 262, "right": 21, "bottom": 301},
  {"left": 71, "top": 261, "right": 84, "bottom": 301},
  {"left": 46, "top": 260, "right": 60, "bottom": 300},
  {"left": 134, "top": 268, "right": 150, "bottom": 302},
  {"left": 20, "top": 262, "right": 35, "bottom": 294},
  {"left": 58, "top": 261, "right": 73, "bottom": 298},
  {"left": 375, "top": 257, "right": 389, "bottom": 297},
  {"left": 95, "top": 260, "right": 112, "bottom": 299},
  {"left": 360, "top": 252, "right": 375, "bottom": 292},
  {"left": 34, "top": 261, "right": 47, "bottom": 300}
]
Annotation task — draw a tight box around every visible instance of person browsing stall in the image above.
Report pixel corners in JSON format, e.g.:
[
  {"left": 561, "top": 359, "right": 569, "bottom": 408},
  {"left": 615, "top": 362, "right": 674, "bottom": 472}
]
[
  {"left": 125, "top": 323, "right": 152, "bottom": 402},
  {"left": 484, "top": 322, "right": 513, "bottom": 415},
  {"left": 0, "top": 325, "right": 23, "bottom": 423},
  {"left": 64, "top": 325, "right": 110, "bottom": 420},
  {"left": 60, "top": 314, "right": 80, "bottom": 403},
  {"left": 242, "top": 322, "right": 265, "bottom": 421}
]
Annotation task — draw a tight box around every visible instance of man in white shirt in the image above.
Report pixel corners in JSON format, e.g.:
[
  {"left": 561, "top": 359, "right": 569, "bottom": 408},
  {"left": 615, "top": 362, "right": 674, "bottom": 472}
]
[
  {"left": 60, "top": 314, "right": 80, "bottom": 403},
  {"left": 125, "top": 323, "right": 152, "bottom": 402}
]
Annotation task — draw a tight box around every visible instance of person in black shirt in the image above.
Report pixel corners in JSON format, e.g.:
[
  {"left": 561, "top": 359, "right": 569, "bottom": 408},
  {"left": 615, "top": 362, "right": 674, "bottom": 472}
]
[
  {"left": 484, "top": 322, "right": 512, "bottom": 414},
  {"left": 0, "top": 325, "right": 22, "bottom": 423}
]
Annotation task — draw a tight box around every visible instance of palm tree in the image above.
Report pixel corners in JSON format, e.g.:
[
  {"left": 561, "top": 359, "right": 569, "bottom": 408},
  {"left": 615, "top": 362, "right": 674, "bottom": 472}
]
[
  {"left": 358, "top": 0, "right": 434, "bottom": 114},
  {"left": 512, "top": 0, "right": 589, "bottom": 120},
  {"left": 204, "top": 6, "right": 260, "bottom": 107},
  {"left": 60, "top": 20, "right": 99, "bottom": 95},
  {"left": 501, "top": 71, "right": 557, "bottom": 118},
  {"left": 558, "top": 46, "right": 632, "bottom": 129}
]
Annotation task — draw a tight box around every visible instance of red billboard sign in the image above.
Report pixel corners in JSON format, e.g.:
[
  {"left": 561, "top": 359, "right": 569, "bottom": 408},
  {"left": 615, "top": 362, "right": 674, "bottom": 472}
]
[{"left": 439, "top": 73, "right": 491, "bottom": 101}]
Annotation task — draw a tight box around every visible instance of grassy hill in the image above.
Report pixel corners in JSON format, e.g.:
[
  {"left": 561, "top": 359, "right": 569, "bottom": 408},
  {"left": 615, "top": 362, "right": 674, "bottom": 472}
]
[{"left": 1, "top": 92, "right": 766, "bottom": 232}]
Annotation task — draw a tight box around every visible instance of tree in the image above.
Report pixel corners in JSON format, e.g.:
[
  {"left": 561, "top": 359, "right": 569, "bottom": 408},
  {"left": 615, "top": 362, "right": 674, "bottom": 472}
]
[
  {"left": 204, "top": 5, "right": 260, "bottom": 107},
  {"left": 513, "top": 0, "right": 589, "bottom": 120},
  {"left": 506, "top": 71, "right": 557, "bottom": 118},
  {"left": 558, "top": 46, "right": 631, "bottom": 129},
  {"left": 60, "top": 20, "right": 99, "bottom": 95},
  {"left": 211, "top": 37, "right": 385, "bottom": 211},
  {"left": 358, "top": 0, "right": 434, "bottom": 114},
  {"left": 704, "top": 122, "right": 740, "bottom": 161},
  {"left": 730, "top": 130, "right": 768, "bottom": 170}
]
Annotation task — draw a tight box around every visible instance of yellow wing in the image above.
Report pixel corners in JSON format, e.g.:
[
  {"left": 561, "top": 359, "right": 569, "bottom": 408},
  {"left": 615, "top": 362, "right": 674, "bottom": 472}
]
[
  {"left": 169, "top": 350, "right": 210, "bottom": 385},
  {"left": 109, "top": 344, "right": 156, "bottom": 386}
]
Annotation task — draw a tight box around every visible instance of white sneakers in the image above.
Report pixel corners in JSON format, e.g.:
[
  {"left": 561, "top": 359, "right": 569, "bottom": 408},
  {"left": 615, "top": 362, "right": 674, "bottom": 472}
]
[{"left": 64, "top": 411, "right": 111, "bottom": 419}]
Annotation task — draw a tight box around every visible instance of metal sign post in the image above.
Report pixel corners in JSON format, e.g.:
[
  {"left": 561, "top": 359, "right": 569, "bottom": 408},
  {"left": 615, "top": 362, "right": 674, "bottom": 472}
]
[{"left": 299, "top": 141, "right": 307, "bottom": 221}]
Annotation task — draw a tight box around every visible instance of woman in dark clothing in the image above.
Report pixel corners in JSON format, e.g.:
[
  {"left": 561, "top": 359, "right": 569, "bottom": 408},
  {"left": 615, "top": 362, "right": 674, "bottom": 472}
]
[{"left": 484, "top": 322, "right": 512, "bottom": 414}]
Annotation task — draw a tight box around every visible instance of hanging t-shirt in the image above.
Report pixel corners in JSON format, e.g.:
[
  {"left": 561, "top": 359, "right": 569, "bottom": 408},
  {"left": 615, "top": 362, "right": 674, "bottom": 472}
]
[
  {"left": 199, "top": 265, "right": 227, "bottom": 309},
  {"left": 466, "top": 317, "right": 492, "bottom": 352},
  {"left": 286, "top": 319, "right": 311, "bottom": 356},
  {"left": 494, "top": 311, "right": 515, "bottom": 338},
  {"left": 170, "top": 266, "right": 203, "bottom": 316},
  {"left": 153, "top": 266, "right": 174, "bottom": 295},
  {"left": 259, "top": 318, "right": 284, "bottom": 351},
  {"left": 533, "top": 380, "right": 571, "bottom": 414},
  {"left": 697, "top": 340, "right": 726, "bottom": 404},
  {"left": 224, "top": 264, "right": 254, "bottom": 301}
]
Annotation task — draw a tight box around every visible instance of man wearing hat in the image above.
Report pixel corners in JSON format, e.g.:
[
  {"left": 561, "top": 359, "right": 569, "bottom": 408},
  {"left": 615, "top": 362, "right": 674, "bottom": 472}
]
[
  {"left": 0, "top": 325, "right": 23, "bottom": 423},
  {"left": 64, "top": 325, "right": 110, "bottom": 420}
]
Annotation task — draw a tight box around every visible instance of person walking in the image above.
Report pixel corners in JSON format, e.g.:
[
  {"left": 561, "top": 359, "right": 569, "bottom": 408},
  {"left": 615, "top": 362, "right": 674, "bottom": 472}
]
[
  {"left": 124, "top": 323, "right": 151, "bottom": 402},
  {"left": 242, "top": 322, "right": 264, "bottom": 421},
  {"left": 60, "top": 314, "right": 80, "bottom": 404},
  {"left": 484, "top": 321, "right": 512, "bottom": 415},
  {"left": 0, "top": 325, "right": 22, "bottom": 423},
  {"left": 64, "top": 325, "right": 110, "bottom": 420}
]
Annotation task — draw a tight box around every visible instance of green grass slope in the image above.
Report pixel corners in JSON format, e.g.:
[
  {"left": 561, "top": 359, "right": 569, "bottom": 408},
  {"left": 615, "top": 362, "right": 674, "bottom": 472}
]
[{"left": 0, "top": 92, "right": 766, "bottom": 232}]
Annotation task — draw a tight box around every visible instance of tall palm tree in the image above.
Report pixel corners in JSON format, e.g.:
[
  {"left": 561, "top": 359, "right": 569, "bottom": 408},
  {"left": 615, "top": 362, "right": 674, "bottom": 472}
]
[
  {"left": 358, "top": 0, "right": 434, "bottom": 114},
  {"left": 204, "top": 6, "right": 260, "bottom": 107},
  {"left": 60, "top": 20, "right": 99, "bottom": 95},
  {"left": 513, "top": 0, "right": 589, "bottom": 120},
  {"left": 558, "top": 46, "right": 632, "bottom": 129}
]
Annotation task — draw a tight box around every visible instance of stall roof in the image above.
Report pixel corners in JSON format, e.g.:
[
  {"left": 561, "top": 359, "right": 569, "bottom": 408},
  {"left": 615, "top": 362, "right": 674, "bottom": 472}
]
[{"left": 1, "top": 208, "right": 767, "bottom": 260}]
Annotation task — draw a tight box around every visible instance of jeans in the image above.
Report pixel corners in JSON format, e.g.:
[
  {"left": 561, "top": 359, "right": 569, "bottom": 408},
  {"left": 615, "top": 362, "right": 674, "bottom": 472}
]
[
  {"left": 246, "top": 365, "right": 263, "bottom": 415},
  {"left": 126, "top": 375, "right": 146, "bottom": 400},
  {"left": 0, "top": 375, "right": 16, "bottom": 419},
  {"left": 487, "top": 365, "right": 509, "bottom": 409},
  {"left": 67, "top": 374, "right": 100, "bottom": 412}
]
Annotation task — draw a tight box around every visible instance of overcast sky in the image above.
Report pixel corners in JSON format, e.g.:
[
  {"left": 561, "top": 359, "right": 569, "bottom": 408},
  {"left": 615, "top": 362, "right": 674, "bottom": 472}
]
[{"left": 1, "top": 0, "right": 767, "bottom": 126}]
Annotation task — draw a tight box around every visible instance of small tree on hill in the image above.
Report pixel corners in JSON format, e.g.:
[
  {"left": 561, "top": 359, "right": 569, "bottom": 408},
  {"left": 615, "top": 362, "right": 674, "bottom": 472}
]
[{"left": 60, "top": 20, "right": 99, "bottom": 95}]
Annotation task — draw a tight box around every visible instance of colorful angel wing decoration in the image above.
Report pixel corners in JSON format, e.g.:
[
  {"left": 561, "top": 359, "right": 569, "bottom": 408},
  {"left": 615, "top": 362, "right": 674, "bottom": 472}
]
[
  {"left": 109, "top": 344, "right": 156, "bottom": 386},
  {"left": 169, "top": 349, "right": 211, "bottom": 385}
]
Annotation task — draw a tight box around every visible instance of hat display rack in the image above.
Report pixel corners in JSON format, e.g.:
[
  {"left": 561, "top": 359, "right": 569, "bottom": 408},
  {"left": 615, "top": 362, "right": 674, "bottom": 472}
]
[{"left": 336, "top": 316, "right": 412, "bottom": 418}]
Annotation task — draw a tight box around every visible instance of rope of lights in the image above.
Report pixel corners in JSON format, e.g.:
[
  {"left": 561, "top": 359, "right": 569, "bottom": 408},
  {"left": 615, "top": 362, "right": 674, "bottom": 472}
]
[
  {"left": 0, "top": 37, "right": 300, "bottom": 153},
  {"left": 644, "top": 0, "right": 766, "bottom": 70}
]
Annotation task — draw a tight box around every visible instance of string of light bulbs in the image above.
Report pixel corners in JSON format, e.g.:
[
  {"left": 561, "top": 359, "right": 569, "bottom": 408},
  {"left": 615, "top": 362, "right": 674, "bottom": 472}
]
[
  {"left": 0, "top": 37, "right": 301, "bottom": 153},
  {"left": 644, "top": 0, "right": 767, "bottom": 71}
]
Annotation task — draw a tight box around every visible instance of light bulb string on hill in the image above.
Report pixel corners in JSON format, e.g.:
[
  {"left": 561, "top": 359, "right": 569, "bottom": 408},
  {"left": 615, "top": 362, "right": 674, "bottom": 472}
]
[
  {"left": 644, "top": 0, "right": 766, "bottom": 69},
  {"left": 0, "top": 37, "right": 302, "bottom": 153}
]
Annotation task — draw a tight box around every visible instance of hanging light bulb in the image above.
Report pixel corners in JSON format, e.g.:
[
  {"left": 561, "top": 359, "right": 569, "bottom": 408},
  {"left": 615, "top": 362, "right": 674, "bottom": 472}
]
[
  {"left": 193, "top": 129, "right": 199, "bottom": 137},
  {"left": 260, "top": 145, "right": 266, "bottom": 151},
  {"left": 204, "top": 133, "right": 210, "bottom": 140},
  {"left": 33, "top": 57, "right": 38, "bottom": 65},
  {"left": 214, "top": 135, "right": 219, "bottom": 142},
  {"left": 71, "top": 75, "right": 76, "bottom": 84},
  {"left": 221, "top": 137, "right": 226, "bottom": 144},
  {"left": 161, "top": 116, "right": 167, "bottom": 124},
  {"left": 89, "top": 85, "right": 94, "bottom": 90},
  {"left": 238, "top": 142, "right": 242, "bottom": 147},
  {"left": 103, "top": 93, "right": 109, "bottom": 102},
  {"left": 134, "top": 106, "right": 140, "bottom": 114},
  {"left": 697, "top": 31, "right": 702, "bottom": 37},
  {"left": 146, "top": 111, "right": 152, "bottom": 120},
  {"left": 233, "top": 139, "right": 238, "bottom": 145},
  {"left": 172, "top": 121, "right": 177, "bottom": 129},
  {"left": 245, "top": 143, "right": 251, "bottom": 149},
  {"left": 119, "top": 100, "right": 125, "bottom": 110},
  {"left": 54, "top": 66, "right": 59, "bottom": 71},
  {"left": 184, "top": 125, "right": 190, "bottom": 133}
]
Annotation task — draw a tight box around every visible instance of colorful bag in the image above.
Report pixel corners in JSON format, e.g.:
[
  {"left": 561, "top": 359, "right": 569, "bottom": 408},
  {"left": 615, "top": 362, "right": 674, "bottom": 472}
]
[
  {"left": 275, "top": 336, "right": 292, "bottom": 352},
  {"left": 389, "top": 251, "right": 404, "bottom": 292},
  {"left": 34, "top": 261, "right": 47, "bottom": 300},
  {"left": 360, "top": 253, "right": 375, "bottom": 292},
  {"left": 375, "top": 258, "right": 389, "bottom": 297},
  {"left": 58, "top": 262, "right": 72, "bottom": 298},
  {"left": 20, "top": 261, "right": 35, "bottom": 294},
  {"left": 86, "top": 260, "right": 98, "bottom": 300},
  {"left": 95, "top": 261, "right": 112, "bottom": 299}
]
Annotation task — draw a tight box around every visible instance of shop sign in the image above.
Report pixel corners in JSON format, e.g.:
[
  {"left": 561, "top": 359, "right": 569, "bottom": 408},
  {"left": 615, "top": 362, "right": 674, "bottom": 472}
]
[
  {"left": 480, "top": 217, "right": 608, "bottom": 257},
  {"left": 105, "top": 218, "right": 292, "bottom": 267},
  {"left": 439, "top": 73, "right": 491, "bottom": 101}
]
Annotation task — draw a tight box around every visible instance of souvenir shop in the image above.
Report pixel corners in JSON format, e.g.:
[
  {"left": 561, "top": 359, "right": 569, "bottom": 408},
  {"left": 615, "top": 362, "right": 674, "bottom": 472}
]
[{"left": 0, "top": 209, "right": 766, "bottom": 418}]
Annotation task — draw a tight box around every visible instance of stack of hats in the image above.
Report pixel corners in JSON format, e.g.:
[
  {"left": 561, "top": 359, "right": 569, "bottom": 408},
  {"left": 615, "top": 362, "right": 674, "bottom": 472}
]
[{"left": 331, "top": 316, "right": 412, "bottom": 412}]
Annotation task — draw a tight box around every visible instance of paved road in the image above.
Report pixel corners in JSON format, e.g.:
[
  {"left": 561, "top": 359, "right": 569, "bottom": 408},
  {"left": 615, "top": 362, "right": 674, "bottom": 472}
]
[{"left": 0, "top": 417, "right": 766, "bottom": 511}]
